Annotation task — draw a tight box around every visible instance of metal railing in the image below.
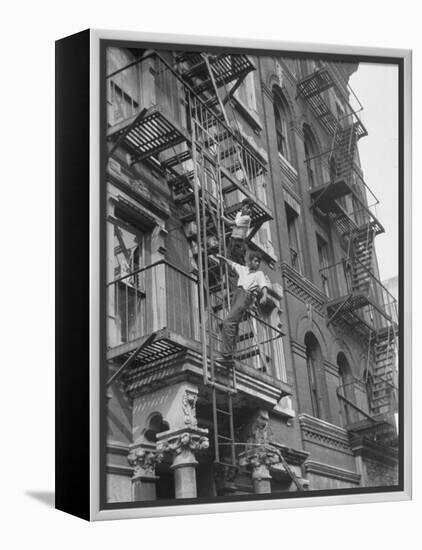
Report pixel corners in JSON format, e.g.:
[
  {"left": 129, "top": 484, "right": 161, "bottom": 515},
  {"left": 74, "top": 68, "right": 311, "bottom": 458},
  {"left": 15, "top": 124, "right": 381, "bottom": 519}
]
[
  {"left": 107, "top": 259, "right": 284, "bottom": 375},
  {"left": 107, "top": 260, "right": 200, "bottom": 349},
  {"left": 337, "top": 379, "right": 373, "bottom": 426},
  {"left": 320, "top": 256, "right": 398, "bottom": 328},
  {"left": 106, "top": 51, "right": 267, "bottom": 199},
  {"left": 206, "top": 291, "right": 284, "bottom": 376}
]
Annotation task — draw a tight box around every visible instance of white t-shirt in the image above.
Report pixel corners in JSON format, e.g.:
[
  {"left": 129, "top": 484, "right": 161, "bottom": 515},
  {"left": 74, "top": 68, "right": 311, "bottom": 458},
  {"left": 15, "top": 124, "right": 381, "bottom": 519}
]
[
  {"left": 231, "top": 211, "right": 251, "bottom": 239},
  {"left": 227, "top": 260, "right": 267, "bottom": 293}
]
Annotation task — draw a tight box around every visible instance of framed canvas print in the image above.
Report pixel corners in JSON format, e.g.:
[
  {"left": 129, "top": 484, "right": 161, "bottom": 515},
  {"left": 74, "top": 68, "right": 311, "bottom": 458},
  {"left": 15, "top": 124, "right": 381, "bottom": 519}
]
[{"left": 55, "top": 29, "right": 412, "bottom": 521}]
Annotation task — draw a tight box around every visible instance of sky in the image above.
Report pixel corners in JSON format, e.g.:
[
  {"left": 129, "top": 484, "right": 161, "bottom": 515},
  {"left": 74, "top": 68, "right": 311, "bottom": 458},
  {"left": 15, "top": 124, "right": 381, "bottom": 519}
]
[{"left": 349, "top": 63, "right": 399, "bottom": 282}]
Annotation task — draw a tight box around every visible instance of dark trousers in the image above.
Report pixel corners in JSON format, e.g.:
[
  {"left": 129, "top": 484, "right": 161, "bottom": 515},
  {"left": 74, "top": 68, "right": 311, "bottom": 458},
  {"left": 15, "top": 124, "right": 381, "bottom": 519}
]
[
  {"left": 229, "top": 237, "right": 246, "bottom": 265},
  {"left": 221, "top": 287, "right": 254, "bottom": 356}
]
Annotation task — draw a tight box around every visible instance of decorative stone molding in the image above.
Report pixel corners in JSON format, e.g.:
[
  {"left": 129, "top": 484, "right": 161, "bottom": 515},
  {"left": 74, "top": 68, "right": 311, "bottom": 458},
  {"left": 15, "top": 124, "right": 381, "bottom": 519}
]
[
  {"left": 157, "top": 427, "right": 209, "bottom": 468},
  {"left": 182, "top": 389, "right": 198, "bottom": 427},
  {"left": 304, "top": 460, "right": 361, "bottom": 485},
  {"left": 127, "top": 445, "right": 163, "bottom": 478},
  {"left": 299, "top": 414, "right": 353, "bottom": 455},
  {"left": 281, "top": 262, "right": 326, "bottom": 316},
  {"left": 269, "top": 441, "right": 309, "bottom": 466},
  {"left": 247, "top": 409, "right": 270, "bottom": 445},
  {"left": 290, "top": 340, "right": 307, "bottom": 359},
  {"left": 239, "top": 444, "right": 282, "bottom": 481}
]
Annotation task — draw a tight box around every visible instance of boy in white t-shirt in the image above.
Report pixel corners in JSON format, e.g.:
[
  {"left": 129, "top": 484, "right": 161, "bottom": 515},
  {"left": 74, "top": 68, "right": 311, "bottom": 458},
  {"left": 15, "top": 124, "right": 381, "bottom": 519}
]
[
  {"left": 223, "top": 198, "right": 252, "bottom": 265},
  {"left": 215, "top": 250, "right": 268, "bottom": 360}
]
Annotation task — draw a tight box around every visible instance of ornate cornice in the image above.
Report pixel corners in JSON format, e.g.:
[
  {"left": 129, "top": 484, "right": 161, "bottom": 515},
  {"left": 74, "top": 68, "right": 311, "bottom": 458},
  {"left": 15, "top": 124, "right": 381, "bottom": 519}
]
[
  {"left": 299, "top": 414, "right": 353, "bottom": 455},
  {"left": 119, "top": 345, "right": 292, "bottom": 406},
  {"left": 281, "top": 263, "right": 326, "bottom": 316},
  {"left": 304, "top": 460, "right": 361, "bottom": 485}
]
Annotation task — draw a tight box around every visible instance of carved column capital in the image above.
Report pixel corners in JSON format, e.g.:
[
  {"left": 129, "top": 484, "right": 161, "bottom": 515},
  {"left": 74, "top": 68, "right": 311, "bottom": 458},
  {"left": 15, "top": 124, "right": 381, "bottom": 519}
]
[
  {"left": 239, "top": 445, "right": 281, "bottom": 481},
  {"left": 157, "top": 427, "right": 209, "bottom": 469},
  {"left": 127, "top": 444, "right": 163, "bottom": 480}
]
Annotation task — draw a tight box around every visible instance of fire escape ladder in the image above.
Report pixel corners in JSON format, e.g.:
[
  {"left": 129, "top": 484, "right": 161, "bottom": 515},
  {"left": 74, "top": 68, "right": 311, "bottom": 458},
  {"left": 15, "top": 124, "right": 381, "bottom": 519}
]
[
  {"left": 351, "top": 224, "right": 375, "bottom": 294},
  {"left": 202, "top": 53, "right": 254, "bottom": 195},
  {"left": 371, "top": 324, "right": 398, "bottom": 416}
]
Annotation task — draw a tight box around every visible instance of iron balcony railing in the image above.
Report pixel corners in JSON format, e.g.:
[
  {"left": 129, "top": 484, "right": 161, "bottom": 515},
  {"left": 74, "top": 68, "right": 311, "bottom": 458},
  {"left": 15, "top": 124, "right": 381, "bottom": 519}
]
[
  {"left": 107, "top": 259, "right": 284, "bottom": 376},
  {"left": 319, "top": 256, "right": 398, "bottom": 330},
  {"left": 208, "top": 290, "right": 284, "bottom": 377},
  {"left": 337, "top": 379, "right": 398, "bottom": 445},
  {"left": 307, "top": 153, "right": 383, "bottom": 236},
  {"left": 107, "top": 260, "right": 200, "bottom": 349},
  {"left": 106, "top": 51, "right": 267, "bottom": 199},
  {"left": 297, "top": 63, "right": 367, "bottom": 139}
]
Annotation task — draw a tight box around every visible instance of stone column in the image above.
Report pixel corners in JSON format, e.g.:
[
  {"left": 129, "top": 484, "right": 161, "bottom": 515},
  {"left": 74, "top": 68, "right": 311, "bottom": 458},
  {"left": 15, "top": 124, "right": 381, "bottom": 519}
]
[
  {"left": 157, "top": 427, "right": 209, "bottom": 499},
  {"left": 239, "top": 445, "right": 281, "bottom": 494},
  {"left": 127, "top": 444, "right": 163, "bottom": 502}
]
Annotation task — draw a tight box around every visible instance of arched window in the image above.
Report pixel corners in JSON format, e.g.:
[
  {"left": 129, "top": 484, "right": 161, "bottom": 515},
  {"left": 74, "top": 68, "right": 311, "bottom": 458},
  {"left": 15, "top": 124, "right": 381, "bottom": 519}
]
[
  {"left": 337, "top": 353, "right": 356, "bottom": 426},
  {"left": 273, "top": 90, "right": 292, "bottom": 162},
  {"left": 305, "top": 333, "right": 324, "bottom": 418},
  {"left": 303, "top": 124, "right": 322, "bottom": 189}
]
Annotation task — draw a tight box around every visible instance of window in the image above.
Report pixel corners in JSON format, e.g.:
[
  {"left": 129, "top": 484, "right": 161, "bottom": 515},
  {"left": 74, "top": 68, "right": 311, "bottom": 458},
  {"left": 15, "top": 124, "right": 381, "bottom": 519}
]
[
  {"left": 273, "top": 91, "right": 292, "bottom": 161},
  {"left": 303, "top": 124, "right": 322, "bottom": 189},
  {"left": 285, "top": 203, "right": 303, "bottom": 273},
  {"left": 317, "top": 235, "right": 331, "bottom": 296},
  {"left": 236, "top": 70, "right": 257, "bottom": 112},
  {"left": 107, "top": 48, "right": 141, "bottom": 126},
  {"left": 305, "top": 333, "right": 323, "bottom": 418},
  {"left": 337, "top": 353, "right": 356, "bottom": 426},
  {"left": 108, "top": 209, "right": 151, "bottom": 347}
]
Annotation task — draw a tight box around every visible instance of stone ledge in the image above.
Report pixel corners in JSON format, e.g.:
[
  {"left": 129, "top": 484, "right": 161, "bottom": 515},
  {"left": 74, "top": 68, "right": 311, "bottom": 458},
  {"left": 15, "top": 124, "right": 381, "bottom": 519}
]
[{"left": 304, "top": 460, "right": 361, "bottom": 485}]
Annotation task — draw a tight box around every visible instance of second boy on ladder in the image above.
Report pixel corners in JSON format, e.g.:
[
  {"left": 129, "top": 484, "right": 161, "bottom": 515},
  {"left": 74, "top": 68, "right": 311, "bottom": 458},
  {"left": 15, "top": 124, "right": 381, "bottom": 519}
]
[{"left": 215, "top": 250, "right": 268, "bottom": 361}]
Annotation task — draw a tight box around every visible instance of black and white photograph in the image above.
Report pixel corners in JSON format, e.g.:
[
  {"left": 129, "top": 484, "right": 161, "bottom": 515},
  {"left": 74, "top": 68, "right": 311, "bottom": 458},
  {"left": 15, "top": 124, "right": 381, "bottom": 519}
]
[{"left": 102, "top": 40, "right": 404, "bottom": 509}]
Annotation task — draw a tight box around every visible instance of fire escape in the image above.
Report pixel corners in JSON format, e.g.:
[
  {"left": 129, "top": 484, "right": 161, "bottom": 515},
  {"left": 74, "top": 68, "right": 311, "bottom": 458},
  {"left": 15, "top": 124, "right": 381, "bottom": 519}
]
[
  {"left": 106, "top": 51, "right": 299, "bottom": 489},
  {"left": 297, "top": 65, "right": 399, "bottom": 446}
]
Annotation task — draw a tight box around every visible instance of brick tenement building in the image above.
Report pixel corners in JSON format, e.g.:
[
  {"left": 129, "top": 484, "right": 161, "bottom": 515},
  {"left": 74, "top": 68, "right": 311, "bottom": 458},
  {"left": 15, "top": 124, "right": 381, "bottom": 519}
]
[{"left": 104, "top": 46, "right": 399, "bottom": 502}]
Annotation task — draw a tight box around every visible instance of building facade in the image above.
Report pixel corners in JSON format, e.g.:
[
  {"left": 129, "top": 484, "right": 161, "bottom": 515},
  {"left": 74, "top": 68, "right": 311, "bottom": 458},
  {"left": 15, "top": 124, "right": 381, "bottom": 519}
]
[{"left": 104, "top": 46, "right": 399, "bottom": 503}]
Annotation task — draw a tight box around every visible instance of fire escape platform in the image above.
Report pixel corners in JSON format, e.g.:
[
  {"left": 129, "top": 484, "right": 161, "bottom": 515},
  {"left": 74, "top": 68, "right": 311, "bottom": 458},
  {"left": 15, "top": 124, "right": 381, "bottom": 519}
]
[
  {"left": 107, "top": 105, "right": 190, "bottom": 163},
  {"left": 297, "top": 67, "right": 335, "bottom": 99},
  {"left": 326, "top": 292, "right": 394, "bottom": 335},
  {"left": 107, "top": 328, "right": 192, "bottom": 366},
  {"left": 109, "top": 338, "right": 291, "bottom": 408},
  {"left": 178, "top": 53, "right": 255, "bottom": 94},
  {"left": 311, "top": 178, "right": 385, "bottom": 236},
  {"left": 346, "top": 415, "right": 398, "bottom": 447},
  {"left": 310, "top": 178, "right": 354, "bottom": 206}
]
